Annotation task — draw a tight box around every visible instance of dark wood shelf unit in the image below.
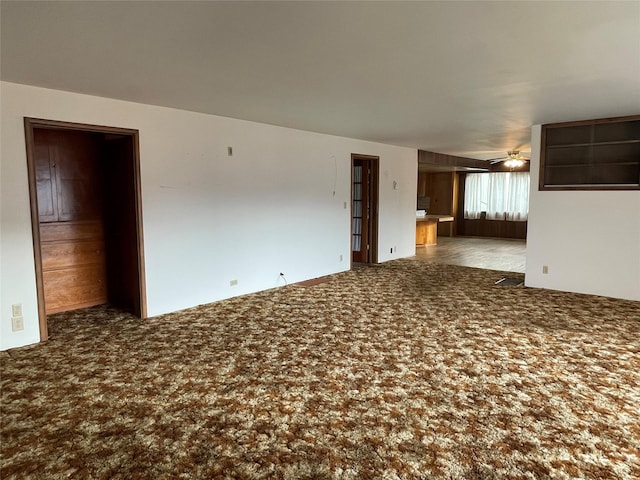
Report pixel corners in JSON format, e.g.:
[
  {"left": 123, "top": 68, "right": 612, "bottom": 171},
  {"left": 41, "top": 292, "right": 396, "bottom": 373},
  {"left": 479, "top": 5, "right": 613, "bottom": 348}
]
[
  {"left": 547, "top": 161, "right": 638, "bottom": 168},
  {"left": 547, "top": 139, "right": 640, "bottom": 149},
  {"left": 540, "top": 115, "right": 640, "bottom": 190}
]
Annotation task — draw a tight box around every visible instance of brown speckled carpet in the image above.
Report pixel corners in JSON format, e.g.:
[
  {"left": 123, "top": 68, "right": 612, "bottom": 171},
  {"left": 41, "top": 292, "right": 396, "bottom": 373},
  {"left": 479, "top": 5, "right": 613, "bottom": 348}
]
[{"left": 2, "top": 260, "right": 639, "bottom": 479}]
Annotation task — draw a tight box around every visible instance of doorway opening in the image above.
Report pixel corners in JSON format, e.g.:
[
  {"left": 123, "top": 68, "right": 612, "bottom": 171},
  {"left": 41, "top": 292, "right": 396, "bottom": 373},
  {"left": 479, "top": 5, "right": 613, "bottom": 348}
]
[
  {"left": 351, "top": 154, "right": 379, "bottom": 265},
  {"left": 24, "top": 118, "right": 146, "bottom": 342}
]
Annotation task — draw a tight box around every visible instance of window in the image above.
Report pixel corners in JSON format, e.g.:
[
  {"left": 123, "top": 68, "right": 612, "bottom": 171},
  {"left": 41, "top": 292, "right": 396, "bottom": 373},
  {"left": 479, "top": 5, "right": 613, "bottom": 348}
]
[{"left": 464, "top": 172, "right": 530, "bottom": 221}]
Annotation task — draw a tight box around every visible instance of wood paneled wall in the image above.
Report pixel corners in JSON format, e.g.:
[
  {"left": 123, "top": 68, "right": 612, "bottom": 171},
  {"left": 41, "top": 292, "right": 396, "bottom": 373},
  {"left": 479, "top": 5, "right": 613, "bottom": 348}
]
[
  {"left": 417, "top": 172, "right": 458, "bottom": 236},
  {"left": 459, "top": 217, "right": 527, "bottom": 239}
]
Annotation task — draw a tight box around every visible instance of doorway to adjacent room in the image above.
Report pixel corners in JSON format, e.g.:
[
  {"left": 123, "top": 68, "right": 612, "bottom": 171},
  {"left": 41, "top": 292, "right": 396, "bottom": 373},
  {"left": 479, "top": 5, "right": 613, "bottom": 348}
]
[
  {"left": 24, "top": 118, "right": 146, "bottom": 342},
  {"left": 351, "top": 154, "right": 379, "bottom": 265}
]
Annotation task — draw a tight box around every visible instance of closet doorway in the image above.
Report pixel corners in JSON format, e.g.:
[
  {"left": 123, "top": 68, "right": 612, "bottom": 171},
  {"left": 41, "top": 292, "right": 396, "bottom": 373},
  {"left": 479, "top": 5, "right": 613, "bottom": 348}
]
[{"left": 24, "top": 118, "right": 146, "bottom": 341}]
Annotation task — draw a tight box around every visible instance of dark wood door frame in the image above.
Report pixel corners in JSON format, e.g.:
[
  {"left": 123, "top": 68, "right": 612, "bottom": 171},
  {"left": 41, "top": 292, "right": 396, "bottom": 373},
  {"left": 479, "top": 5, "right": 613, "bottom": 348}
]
[
  {"left": 24, "top": 117, "right": 147, "bottom": 341},
  {"left": 351, "top": 154, "right": 379, "bottom": 265}
]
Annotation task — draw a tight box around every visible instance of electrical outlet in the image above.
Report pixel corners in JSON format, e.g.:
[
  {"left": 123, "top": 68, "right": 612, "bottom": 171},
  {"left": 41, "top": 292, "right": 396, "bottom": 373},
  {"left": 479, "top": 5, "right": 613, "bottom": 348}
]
[
  {"left": 227, "top": 146, "right": 233, "bottom": 156},
  {"left": 542, "top": 265, "right": 549, "bottom": 274},
  {"left": 339, "top": 254, "right": 343, "bottom": 262},
  {"left": 12, "top": 316, "right": 24, "bottom": 332},
  {"left": 343, "top": 201, "right": 347, "bottom": 209},
  {"left": 12, "top": 304, "right": 22, "bottom": 317},
  {"left": 230, "top": 279, "right": 238, "bottom": 286}
]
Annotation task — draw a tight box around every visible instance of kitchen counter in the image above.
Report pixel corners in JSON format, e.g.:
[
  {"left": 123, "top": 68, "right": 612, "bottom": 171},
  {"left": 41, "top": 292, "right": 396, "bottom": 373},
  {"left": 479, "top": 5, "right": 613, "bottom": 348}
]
[
  {"left": 416, "top": 215, "right": 454, "bottom": 245},
  {"left": 416, "top": 215, "right": 454, "bottom": 223}
]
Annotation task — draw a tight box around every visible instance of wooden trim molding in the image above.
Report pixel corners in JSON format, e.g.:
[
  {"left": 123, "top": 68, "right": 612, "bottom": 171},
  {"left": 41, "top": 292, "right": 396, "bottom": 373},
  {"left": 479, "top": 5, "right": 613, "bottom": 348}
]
[
  {"left": 23, "top": 119, "right": 49, "bottom": 340},
  {"left": 131, "top": 130, "right": 147, "bottom": 319},
  {"left": 24, "top": 117, "right": 139, "bottom": 136},
  {"left": 132, "top": 130, "right": 147, "bottom": 318}
]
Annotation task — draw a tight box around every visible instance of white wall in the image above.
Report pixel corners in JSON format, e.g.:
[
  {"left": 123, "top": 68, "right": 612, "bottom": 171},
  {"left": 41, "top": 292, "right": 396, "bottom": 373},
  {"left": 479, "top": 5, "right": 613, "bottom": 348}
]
[
  {"left": 525, "top": 125, "right": 640, "bottom": 301},
  {"left": 0, "top": 82, "right": 417, "bottom": 351}
]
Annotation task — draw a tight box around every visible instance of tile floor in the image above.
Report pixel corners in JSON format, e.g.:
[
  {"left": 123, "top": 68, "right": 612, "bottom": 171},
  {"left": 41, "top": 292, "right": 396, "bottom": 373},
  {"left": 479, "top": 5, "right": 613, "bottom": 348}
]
[{"left": 413, "top": 236, "right": 526, "bottom": 273}]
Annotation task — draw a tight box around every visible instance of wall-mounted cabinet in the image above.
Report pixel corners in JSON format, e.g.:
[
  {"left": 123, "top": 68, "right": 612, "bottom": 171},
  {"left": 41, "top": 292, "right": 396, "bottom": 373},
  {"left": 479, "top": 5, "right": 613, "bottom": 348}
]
[{"left": 540, "top": 115, "right": 640, "bottom": 190}]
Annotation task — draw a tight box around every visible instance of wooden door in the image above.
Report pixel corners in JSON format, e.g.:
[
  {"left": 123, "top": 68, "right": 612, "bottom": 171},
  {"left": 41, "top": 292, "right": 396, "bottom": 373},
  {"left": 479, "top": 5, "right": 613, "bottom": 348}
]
[
  {"left": 35, "top": 142, "right": 58, "bottom": 222},
  {"left": 351, "top": 155, "right": 379, "bottom": 264},
  {"left": 34, "top": 129, "right": 103, "bottom": 223},
  {"left": 52, "top": 131, "right": 103, "bottom": 221}
]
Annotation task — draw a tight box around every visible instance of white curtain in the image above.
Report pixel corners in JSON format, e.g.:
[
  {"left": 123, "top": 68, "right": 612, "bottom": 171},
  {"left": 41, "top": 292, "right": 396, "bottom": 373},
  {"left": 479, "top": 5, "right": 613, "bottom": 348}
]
[
  {"left": 503, "top": 172, "right": 530, "bottom": 221},
  {"left": 463, "top": 173, "right": 489, "bottom": 219},
  {"left": 465, "top": 172, "right": 530, "bottom": 221},
  {"left": 485, "top": 173, "right": 506, "bottom": 220}
]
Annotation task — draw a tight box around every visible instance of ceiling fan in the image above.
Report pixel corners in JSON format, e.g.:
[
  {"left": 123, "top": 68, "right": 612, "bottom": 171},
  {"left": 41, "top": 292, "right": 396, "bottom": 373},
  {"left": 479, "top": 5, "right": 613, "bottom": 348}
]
[{"left": 488, "top": 150, "right": 530, "bottom": 168}]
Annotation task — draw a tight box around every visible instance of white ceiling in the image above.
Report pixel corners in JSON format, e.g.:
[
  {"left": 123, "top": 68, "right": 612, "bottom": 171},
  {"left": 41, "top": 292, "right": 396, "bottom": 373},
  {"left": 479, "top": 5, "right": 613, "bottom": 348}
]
[{"left": 2, "top": 1, "right": 639, "bottom": 160}]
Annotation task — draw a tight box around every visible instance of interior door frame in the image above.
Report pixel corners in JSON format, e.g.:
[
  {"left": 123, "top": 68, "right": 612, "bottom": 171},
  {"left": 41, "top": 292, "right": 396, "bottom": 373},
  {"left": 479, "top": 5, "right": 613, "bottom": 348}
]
[
  {"left": 24, "top": 117, "right": 147, "bottom": 341},
  {"left": 350, "top": 154, "right": 379, "bottom": 265}
]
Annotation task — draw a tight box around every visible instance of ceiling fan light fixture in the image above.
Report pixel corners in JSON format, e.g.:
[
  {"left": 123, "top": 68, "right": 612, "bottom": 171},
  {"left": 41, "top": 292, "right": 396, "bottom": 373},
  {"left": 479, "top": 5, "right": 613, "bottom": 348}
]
[{"left": 505, "top": 158, "right": 525, "bottom": 168}]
